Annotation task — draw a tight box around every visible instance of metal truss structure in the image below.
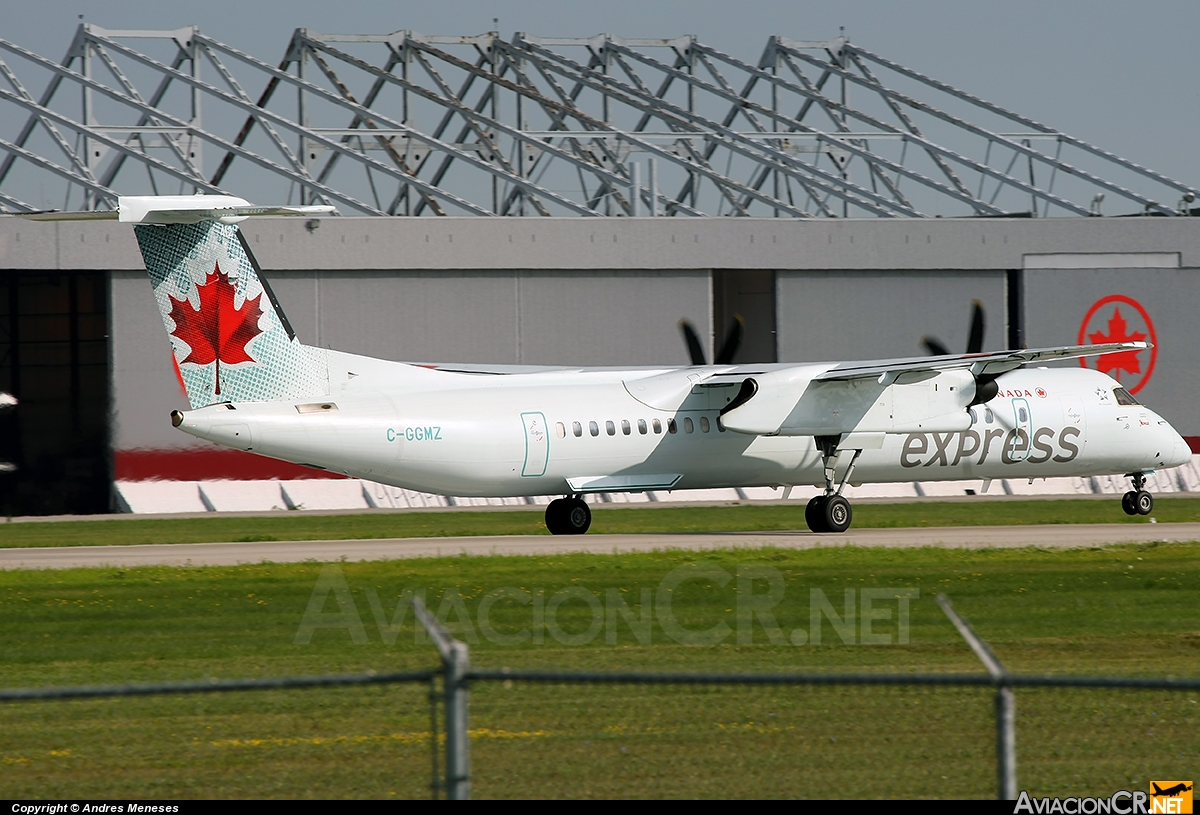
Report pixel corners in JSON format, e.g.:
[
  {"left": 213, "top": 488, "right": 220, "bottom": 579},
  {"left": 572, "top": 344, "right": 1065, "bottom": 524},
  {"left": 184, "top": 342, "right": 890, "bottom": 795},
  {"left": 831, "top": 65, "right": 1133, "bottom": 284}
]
[{"left": 1, "top": 24, "right": 1196, "bottom": 218}]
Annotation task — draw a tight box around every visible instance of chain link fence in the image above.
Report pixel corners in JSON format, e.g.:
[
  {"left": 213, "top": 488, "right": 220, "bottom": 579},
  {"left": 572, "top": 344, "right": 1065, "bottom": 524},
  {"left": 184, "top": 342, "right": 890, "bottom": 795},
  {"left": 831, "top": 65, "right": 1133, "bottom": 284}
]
[{"left": 2, "top": 594, "right": 1197, "bottom": 799}]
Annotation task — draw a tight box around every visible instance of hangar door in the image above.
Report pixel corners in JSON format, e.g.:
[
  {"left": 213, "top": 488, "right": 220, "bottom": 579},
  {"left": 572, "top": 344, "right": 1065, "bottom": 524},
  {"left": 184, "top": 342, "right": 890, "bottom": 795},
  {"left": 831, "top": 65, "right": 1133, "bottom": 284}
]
[{"left": 0, "top": 271, "right": 110, "bottom": 516}]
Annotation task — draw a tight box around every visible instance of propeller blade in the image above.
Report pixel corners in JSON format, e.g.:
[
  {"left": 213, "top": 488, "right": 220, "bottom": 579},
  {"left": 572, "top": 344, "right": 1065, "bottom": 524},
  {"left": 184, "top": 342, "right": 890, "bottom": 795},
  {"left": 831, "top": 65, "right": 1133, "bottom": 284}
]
[
  {"left": 966, "top": 300, "right": 985, "bottom": 355},
  {"left": 714, "top": 315, "right": 745, "bottom": 365},
  {"left": 921, "top": 336, "right": 952, "bottom": 357},
  {"left": 679, "top": 319, "right": 707, "bottom": 366}
]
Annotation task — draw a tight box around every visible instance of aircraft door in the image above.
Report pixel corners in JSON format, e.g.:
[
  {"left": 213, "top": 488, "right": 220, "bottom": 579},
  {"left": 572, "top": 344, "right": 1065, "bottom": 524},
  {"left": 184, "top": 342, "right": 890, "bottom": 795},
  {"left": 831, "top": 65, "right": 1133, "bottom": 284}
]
[
  {"left": 1060, "top": 393, "right": 1086, "bottom": 440},
  {"left": 521, "top": 411, "right": 550, "bottom": 477},
  {"left": 1011, "top": 398, "right": 1033, "bottom": 462}
]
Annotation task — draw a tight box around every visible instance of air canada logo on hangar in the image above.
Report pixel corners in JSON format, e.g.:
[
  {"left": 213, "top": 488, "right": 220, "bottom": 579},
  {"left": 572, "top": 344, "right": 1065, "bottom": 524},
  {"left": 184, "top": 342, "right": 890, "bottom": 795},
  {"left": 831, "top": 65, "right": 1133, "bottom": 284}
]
[{"left": 1077, "top": 294, "right": 1157, "bottom": 394}]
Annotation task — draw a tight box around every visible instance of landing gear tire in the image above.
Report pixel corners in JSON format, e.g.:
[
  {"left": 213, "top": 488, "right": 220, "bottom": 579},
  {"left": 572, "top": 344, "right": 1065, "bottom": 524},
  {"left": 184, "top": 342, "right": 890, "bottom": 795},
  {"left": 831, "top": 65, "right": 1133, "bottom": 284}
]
[
  {"left": 1135, "top": 490, "right": 1154, "bottom": 516},
  {"left": 823, "top": 494, "right": 853, "bottom": 533},
  {"left": 1121, "top": 491, "right": 1139, "bottom": 516},
  {"left": 805, "top": 495, "right": 829, "bottom": 533},
  {"left": 545, "top": 497, "right": 592, "bottom": 535},
  {"left": 545, "top": 498, "right": 568, "bottom": 534},
  {"left": 563, "top": 496, "right": 592, "bottom": 534}
]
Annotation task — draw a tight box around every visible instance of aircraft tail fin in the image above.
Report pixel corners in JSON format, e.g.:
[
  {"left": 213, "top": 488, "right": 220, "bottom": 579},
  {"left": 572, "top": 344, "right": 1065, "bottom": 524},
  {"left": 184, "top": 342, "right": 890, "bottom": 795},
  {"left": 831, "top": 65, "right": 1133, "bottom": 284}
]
[
  {"left": 24, "top": 195, "right": 336, "bottom": 408},
  {"left": 23, "top": 195, "right": 339, "bottom": 408},
  {"left": 134, "top": 218, "right": 329, "bottom": 408}
]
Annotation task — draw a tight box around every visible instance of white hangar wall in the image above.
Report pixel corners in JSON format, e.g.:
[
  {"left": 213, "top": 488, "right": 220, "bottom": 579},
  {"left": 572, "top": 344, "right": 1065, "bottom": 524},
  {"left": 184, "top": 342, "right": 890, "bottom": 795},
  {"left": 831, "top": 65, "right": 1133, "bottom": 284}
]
[
  {"left": 775, "top": 270, "right": 1008, "bottom": 362},
  {"left": 266, "top": 269, "right": 712, "bottom": 367}
]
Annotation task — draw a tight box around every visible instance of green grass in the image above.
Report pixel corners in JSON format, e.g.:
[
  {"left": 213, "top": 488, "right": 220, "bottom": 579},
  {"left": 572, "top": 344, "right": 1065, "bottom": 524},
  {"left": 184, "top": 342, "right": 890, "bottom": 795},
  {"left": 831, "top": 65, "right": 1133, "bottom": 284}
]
[
  {"left": 1, "top": 543, "right": 1197, "bottom": 798},
  {"left": 4, "top": 496, "right": 1200, "bottom": 549}
]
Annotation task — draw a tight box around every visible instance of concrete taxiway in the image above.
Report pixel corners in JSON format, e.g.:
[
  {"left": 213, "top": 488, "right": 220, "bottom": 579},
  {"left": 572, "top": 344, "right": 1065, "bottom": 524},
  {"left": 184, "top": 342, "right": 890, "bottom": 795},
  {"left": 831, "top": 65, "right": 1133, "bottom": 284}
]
[{"left": 1, "top": 523, "right": 1196, "bottom": 570}]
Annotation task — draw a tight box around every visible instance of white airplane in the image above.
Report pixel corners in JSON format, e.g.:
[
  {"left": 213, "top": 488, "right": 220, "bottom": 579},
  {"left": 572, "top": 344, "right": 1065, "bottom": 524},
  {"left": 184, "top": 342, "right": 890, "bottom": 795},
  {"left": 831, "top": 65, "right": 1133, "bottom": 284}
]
[{"left": 22, "top": 196, "right": 1191, "bottom": 533}]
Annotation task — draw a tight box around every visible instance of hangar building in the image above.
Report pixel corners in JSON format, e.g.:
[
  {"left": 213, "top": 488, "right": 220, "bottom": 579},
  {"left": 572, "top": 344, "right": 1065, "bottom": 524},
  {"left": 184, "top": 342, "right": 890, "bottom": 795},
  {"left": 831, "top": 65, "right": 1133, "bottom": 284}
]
[{"left": 0, "top": 26, "right": 1197, "bottom": 514}]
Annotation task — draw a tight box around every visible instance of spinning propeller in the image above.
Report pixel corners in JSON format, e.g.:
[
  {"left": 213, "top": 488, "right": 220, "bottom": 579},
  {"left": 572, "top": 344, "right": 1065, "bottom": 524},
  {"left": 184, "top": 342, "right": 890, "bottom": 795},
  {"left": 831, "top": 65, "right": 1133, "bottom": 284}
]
[
  {"left": 679, "top": 315, "right": 744, "bottom": 366},
  {"left": 921, "top": 300, "right": 985, "bottom": 356}
]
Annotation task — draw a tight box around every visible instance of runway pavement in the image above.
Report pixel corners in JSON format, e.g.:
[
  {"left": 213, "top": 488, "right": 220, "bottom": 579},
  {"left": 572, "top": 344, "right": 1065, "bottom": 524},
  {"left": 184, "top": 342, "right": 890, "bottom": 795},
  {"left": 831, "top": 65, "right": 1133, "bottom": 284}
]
[{"left": 1, "top": 523, "right": 1197, "bottom": 569}]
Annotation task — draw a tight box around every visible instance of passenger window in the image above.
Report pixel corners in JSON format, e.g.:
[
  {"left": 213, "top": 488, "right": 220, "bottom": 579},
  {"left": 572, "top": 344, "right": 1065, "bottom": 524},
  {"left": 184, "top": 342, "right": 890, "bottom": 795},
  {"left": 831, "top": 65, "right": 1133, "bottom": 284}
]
[
  {"left": 985, "top": 408, "right": 994, "bottom": 424},
  {"left": 573, "top": 421, "right": 582, "bottom": 438},
  {"left": 621, "top": 419, "right": 631, "bottom": 435},
  {"left": 684, "top": 417, "right": 694, "bottom": 433},
  {"left": 589, "top": 420, "right": 599, "bottom": 437},
  {"left": 717, "top": 417, "right": 726, "bottom": 432},
  {"left": 700, "top": 416, "right": 710, "bottom": 433},
  {"left": 638, "top": 419, "right": 648, "bottom": 435},
  {"left": 667, "top": 418, "right": 677, "bottom": 434},
  {"left": 555, "top": 422, "right": 566, "bottom": 439},
  {"left": 968, "top": 408, "right": 977, "bottom": 425},
  {"left": 1114, "top": 387, "right": 1139, "bottom": 406},
  {"left": 1018, "top": 407, "right": 1028, "bottom": 422},
  {"left": 606, "top": 420, "right": 616, "bottom": 436},
  {"left": 653, "top": 419, "right": 663, "bottom": 434}
]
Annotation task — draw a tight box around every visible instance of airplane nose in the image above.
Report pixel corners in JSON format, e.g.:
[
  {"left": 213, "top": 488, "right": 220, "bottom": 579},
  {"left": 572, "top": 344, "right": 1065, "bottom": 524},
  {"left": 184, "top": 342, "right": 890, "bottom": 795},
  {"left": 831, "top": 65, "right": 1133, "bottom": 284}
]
[
  {"left": 1170, "top": 437, "right": 1192, "bottom": 468},
  {"left": 1162, "top": 422, "right": 1192, "bottom": 468}
]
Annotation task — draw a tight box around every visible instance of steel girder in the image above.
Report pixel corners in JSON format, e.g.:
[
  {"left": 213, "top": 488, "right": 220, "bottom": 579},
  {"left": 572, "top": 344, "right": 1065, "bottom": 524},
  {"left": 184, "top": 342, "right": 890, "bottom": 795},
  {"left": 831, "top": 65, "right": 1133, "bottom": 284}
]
[{"left": 0, "top": 24, "right": 1193, "bottom": 217}]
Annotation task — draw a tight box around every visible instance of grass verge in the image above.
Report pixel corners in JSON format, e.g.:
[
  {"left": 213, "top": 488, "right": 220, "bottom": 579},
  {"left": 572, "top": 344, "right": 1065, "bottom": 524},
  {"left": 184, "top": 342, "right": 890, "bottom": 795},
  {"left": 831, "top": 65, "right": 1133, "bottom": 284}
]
[{"left": 4, "top": 496, "right": 1200, "bottom": 549}]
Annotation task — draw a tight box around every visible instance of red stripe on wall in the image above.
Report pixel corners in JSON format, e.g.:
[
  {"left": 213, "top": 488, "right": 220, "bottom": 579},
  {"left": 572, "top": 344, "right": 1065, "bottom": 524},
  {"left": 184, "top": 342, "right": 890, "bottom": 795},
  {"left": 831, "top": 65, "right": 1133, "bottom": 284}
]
[
  {"left": 115, "top": 449, "right": 346, "bottom": 481},
  {"left": 1186, "top": 437, "right": 1200, "bottom": 455}
]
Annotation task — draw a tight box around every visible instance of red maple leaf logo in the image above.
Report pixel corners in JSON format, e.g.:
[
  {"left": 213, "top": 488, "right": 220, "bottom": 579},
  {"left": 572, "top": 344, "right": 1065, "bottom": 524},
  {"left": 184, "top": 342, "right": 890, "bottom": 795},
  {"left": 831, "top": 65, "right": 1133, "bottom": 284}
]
[
  {"left": 167, "top": 262, "right": 264, "bottom": 395},
  {"left": 1087, "top": 306, "right": 1146, "bottom": 383}
]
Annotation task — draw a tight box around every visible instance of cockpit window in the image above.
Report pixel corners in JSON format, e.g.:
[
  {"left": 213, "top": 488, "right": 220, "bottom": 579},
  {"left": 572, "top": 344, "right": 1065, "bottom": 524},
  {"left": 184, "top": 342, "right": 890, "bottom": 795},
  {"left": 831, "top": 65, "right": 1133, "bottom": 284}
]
[{"left": 1114, "top": 387, "right": 1139, "bottom": 406}]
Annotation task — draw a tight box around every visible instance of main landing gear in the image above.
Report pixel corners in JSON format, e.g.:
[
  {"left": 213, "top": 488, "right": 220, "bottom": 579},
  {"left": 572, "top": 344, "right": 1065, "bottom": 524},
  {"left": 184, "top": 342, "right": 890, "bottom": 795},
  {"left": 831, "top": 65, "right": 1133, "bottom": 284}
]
[
  {"left": 1121, "top": 473, "right": 1154, "bottom": 517},
  {"left": 805, "top": 436, "right": 862, "bottom": 534},
  {"left": 546, "top": 495, "right": 592, "bottom": 535}
]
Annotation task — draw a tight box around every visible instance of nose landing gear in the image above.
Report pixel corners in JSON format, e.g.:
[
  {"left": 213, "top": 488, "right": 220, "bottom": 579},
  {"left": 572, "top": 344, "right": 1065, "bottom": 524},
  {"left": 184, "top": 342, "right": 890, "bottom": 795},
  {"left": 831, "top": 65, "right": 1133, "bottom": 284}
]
[
  {"left": 546, "top": 494, "right": 592, "bottom": 535},
  {"left": 1121, "top": 473, "right": 1154, "bottom": 516},
  {"left": 804, "top": 436, "right": 860, "bottom": 533}
]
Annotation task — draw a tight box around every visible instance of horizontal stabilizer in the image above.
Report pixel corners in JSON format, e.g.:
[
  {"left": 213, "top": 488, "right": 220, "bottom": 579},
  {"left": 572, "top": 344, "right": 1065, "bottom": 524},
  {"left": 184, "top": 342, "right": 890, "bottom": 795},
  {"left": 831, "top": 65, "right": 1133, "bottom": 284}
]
[{"left": 19, "top": 195, "right": 335, "bottom": 224}]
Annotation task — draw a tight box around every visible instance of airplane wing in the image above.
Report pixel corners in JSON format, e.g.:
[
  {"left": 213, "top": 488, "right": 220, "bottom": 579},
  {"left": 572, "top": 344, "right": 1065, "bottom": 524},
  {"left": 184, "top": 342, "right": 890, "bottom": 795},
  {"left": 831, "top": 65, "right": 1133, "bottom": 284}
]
[
  {"left": 814, "top": 342, "right": 1149, "bottom": 382},
  {"left": 717, "top": 341, "right": 1150, "bottom": 437}
]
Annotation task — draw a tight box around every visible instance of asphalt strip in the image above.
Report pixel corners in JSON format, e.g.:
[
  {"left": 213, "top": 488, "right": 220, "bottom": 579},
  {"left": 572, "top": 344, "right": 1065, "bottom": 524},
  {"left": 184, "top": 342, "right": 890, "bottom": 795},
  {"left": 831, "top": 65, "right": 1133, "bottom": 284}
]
[{"left": 1, "top": 523, "right": 1197, "bottom": 570}]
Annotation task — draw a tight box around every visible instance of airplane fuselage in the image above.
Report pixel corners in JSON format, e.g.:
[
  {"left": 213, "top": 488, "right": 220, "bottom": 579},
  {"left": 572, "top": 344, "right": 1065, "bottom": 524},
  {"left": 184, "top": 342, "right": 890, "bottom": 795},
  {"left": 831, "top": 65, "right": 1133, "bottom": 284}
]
[{"left": 176, "top": 355, "right": 1189, "bottom": 498}]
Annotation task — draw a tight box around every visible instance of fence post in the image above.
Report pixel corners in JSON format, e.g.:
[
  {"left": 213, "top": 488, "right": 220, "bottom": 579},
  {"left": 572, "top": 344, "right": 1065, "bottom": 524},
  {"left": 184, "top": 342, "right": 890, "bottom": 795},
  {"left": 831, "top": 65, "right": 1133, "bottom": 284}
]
[
  {"left": 412, "top": 597, "right": 471, "bottom": 800},
  {"left": 937, "top": 594, "right": 1016, "bottom": 800},
  {"left": 995, "top": 684, "right": 1017, "bottom": 799},
  {"left": 443, "top": 639, "right": 470, "bottom": 799}
]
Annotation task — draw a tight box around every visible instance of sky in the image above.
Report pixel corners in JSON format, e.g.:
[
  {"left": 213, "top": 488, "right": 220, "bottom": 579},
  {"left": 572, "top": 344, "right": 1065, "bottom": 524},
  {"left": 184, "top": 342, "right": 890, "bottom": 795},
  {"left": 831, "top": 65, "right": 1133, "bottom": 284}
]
[{"left": 3, "top": 0, "right": 1199, "bottom": 187}]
